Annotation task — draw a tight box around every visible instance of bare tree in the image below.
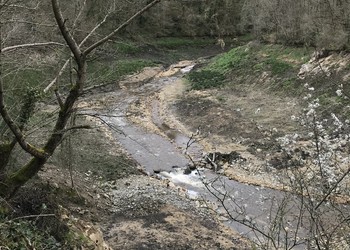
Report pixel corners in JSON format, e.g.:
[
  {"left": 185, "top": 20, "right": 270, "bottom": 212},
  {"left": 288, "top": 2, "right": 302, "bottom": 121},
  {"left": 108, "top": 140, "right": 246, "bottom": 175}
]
[{"left": 0, "top": 0, "right": 161, "bottom": 199}]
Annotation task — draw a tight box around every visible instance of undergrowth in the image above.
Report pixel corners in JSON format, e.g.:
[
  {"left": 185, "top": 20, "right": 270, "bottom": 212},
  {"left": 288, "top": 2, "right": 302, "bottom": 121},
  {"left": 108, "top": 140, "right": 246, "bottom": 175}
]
[
  {"left": 187, "top": 44, "right": 310, "bottom": 90},
  {"left": 87, "top": 59, "right": 157, "bottom": 85},
  {"left": 114, "top": 41, "right": 142, "bottom": 54},
  {"left": 187, "top": 70, "right": 225, "bottom": 90},
  {"left": 0, "top": 217, "right": 60, "bottom": 249}
]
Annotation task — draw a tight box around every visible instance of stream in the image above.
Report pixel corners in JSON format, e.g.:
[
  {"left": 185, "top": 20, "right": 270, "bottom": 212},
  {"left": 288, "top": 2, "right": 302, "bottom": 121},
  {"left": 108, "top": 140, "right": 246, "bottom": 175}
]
[{"left": 100, "top": 62, "right": 334, "bottom": 249}]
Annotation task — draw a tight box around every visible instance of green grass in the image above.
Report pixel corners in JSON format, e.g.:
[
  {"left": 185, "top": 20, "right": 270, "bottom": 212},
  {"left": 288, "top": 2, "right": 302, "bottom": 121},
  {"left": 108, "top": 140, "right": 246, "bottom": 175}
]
[
  {"left": 186, "top": 43, "right": 311, "bottom": 91},
  {"left": 208, "top": 46, "right": 252, "bottom": 73},
  {"left": 88, "top": 59, "right": 157, "bottom": 85},
  {"left": 208, "top": 44, "right": 310, "bottom": 76},
  {"left": 186, "top": 70, "right": 225, "bottom": 90},
  {"left": 114, "top": 41, "right": 142, "bottom": 55}
]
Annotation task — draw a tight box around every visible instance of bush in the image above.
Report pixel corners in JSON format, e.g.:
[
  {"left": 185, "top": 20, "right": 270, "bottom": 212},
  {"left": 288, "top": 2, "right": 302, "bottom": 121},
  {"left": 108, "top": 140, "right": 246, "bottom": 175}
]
[
  {"left": 186, "top": 70, "right": 225, "bottom": 90},
  {"left": 0, "top": 218, "right": 60, "bottom": 249}
]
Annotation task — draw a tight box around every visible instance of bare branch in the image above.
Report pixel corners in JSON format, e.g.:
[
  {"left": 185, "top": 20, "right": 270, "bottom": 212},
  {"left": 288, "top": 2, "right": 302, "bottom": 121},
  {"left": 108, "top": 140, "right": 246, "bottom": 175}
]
[
  {"left": 71, "top": 0, "right": 87, "bottom": 31},
  {"left": 0, "top": 23, "right": 47, "bottom": 159},
  {"left": 0, "top": 0, "right": 40, "bottom": 10},
  {"left": 44, "top": 59, "right": 70, "bottom": 93},
  {"left": 53, "top": 124, "right": 92, "bottom": 135},
  {"left": 79, "top": 5, "right": 111, "bottom": 46},
  {"left": 2, "top": 42, "right": 65, "bottom": 53},
  {"left": 83, "top": 0, "right": 161, "bottom": 56},
  {"left": 0, "top": 0, "right": 11, "bottom": 11},
  {"left": 51, "top": 0, "right": 81, "bottom": 64},
  {"left": 54, "top": 89, "right": 64, "bottom": 108},
  {"left": 315, "top": 166, "right": 350, "bottom": 210},
  {"left": 44, "top": 1, "right": 112, "bottom": 93}
]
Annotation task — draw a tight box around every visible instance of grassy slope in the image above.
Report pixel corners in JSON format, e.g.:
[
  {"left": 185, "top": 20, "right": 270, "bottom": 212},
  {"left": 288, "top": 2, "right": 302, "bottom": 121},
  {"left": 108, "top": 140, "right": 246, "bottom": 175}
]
[{"left": 186, "top": 42, "right": 350, "bottom": 118}]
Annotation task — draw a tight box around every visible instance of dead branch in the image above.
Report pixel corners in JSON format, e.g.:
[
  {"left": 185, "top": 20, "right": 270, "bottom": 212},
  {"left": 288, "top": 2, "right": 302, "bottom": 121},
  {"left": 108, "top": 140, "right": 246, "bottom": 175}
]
[
  {"left": 0, "top": 28, "right": 48, "bottom": 159},
  {"left": 83, "top": 0, "right": 161, "bottom": 55},
  {"left": 53, "top": 124, "right": 92, "bottom": 135},
  {"left": 44, "top": 59, "right": 70, "bottom": 93},
  {"left": 11, "top": 213, "right": 56, "bottom": 222},
  {"left": 44, "top": 2, "right": 113, "bottom": 93},
  {"left": 314, "top": 166, "right": 350, "bottom": 210},
  {"left": 2, "top": 42, "right": 65, "bottom": 53},
  {"left": 51, "top": 0, "right": 81, "bottom": 64},
  {"left": 72, "top": 0, "right": 87, "bottom": 31},
  {"left": 5, "top": 2, "right": 40, "bottom": 10}
]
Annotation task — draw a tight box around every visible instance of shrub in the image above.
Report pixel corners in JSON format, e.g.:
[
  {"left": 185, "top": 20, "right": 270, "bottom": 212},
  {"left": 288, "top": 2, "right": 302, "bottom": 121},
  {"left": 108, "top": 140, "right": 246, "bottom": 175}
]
[{"left": 186, "top": 70, "right": 225, "bottom": 90}]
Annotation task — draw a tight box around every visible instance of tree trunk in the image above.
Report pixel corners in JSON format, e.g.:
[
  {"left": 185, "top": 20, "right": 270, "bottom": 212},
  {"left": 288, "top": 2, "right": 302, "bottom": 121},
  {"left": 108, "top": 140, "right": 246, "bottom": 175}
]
[{"left": 0, "top": 157, "right": 46, "bottom": 199}]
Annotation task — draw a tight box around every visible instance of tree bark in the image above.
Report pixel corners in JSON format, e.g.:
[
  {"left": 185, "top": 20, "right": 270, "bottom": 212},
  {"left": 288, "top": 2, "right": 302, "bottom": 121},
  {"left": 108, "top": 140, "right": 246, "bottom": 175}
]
[{"left": 0, "top": 0, "right": 162, "bottom": 199}]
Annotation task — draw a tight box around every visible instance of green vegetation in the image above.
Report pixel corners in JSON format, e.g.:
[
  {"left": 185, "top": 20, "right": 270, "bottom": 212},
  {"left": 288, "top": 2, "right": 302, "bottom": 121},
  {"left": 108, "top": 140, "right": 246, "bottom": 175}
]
[
  {"left": 114, "top": 41, "right": 142, "bottom": 55},
  {"left": 0, "top": 218, "right": 60, "bottom": 249},
  {"left": 88, "top": 59, "right": 157, "bottom": 85},
  {"left": 209, "top": 44, "right": 309, "bottom": 75},
  {"left": 186, "top": 44, "right": 311, "bottom": 90},
  {"left": 186, "top": 70, "right": 225, "bottom": 90},
  {"left": 208, "top": 46, "right": 251, "bottom": 73}
]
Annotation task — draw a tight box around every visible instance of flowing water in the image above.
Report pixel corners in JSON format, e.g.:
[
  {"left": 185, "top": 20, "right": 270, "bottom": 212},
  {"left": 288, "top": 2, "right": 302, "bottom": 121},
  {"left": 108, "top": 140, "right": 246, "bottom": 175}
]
[{"left": 100, "top": 62, "right": 347, "bottom": 249}]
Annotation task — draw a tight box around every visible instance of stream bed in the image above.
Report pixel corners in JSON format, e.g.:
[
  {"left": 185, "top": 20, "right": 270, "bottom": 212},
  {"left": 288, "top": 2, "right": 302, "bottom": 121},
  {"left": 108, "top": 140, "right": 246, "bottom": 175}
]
[{"left": 100, "top": 62, "right": 342, "bottom": 249}]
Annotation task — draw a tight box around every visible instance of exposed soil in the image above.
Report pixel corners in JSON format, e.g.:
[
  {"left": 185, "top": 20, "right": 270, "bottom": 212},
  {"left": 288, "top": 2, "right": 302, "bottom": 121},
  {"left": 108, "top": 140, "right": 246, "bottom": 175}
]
[
  {"left": 8, "top": 44, "right": 350, "bottom": 249},
  {"left": 129, "top": 67, "right": 300, "bottom": 189}
]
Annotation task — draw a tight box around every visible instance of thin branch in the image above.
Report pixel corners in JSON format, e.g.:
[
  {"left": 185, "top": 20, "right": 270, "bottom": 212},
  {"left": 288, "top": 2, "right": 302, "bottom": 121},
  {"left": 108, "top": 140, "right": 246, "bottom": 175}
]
[
  {"left": 11, "top": 213, "right": 55, "bottom": 222},
  {"left": 72, "top": 0, "right": 87, "bottom": 31},
  {"left": 54, "top": 89, "right": 64, "bottom": 108},
  {"left": 0, "top": 22, "right": 47, "bottom": 159},
  {"left": 44, "top": 59, "right": 70, "bottom": 93},
  {"left": 53, "top": 124, "right": 92, "bottom": 135},
  {"left": 2, "top": 42, "right": 65, "bottom": 53},
  {"left": 51, "top": 0, "right": 81, "bottom": 64},
  {"left": 83, "top": 0, "right": 161, "bottom": 56},
  {"left": 79, "top": 6, "right": 111, "bottom": 46},
  {"left": 314, "top": 166, "right": 350, "bottom": 210},
  {"left": 5, "top": 2, "right": 40, "bottom": 10},
  {"left": 44, "top": 2, "right": 112, "bottom": 93},
  {"left": 0, "top": 0, "right": 11, "bottom": 11}
]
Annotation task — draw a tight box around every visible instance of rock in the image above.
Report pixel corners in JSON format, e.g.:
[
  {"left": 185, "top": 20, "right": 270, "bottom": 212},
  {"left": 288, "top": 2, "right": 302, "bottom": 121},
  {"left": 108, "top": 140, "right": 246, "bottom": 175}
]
[{"left": 183, "top": 168, "right": 192, "bottom": 175}]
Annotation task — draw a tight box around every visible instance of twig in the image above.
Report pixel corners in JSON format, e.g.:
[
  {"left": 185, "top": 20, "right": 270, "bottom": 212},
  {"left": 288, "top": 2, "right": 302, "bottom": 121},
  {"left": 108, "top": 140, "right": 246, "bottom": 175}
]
[
  {"left": 11, "top": 213, "right": 56, "bottom": 222},
  {"left": 2, "top": 42, "right": 65, "bottom": 53},
  {"left": 315, "top": 166, "right": 350, "bottom": 210}
]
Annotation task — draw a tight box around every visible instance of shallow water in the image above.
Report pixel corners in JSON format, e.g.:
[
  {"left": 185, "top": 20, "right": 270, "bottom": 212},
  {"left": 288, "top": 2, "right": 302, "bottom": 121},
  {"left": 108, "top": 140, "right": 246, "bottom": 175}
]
[{"left": 102, "top": 62, "right": 342, "bottom": 249}]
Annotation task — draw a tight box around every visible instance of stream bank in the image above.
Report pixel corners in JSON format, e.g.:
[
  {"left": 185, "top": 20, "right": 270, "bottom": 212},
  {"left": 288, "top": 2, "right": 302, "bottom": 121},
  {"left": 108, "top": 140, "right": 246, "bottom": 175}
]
[{"left": 79, "top": 61, "right": 307, "bottom": 248}]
